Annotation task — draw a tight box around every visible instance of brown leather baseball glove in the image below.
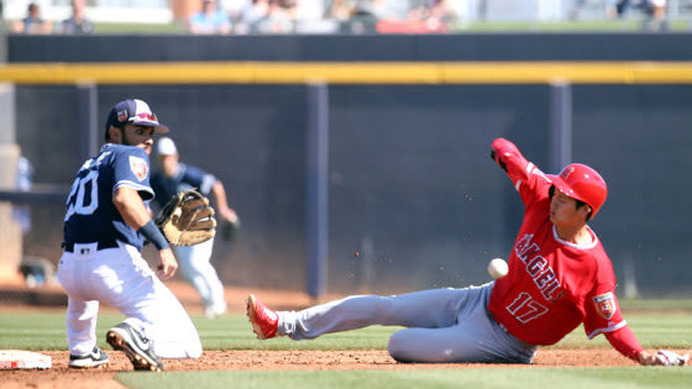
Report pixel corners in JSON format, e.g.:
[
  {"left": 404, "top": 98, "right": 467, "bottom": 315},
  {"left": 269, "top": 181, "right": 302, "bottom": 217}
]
[{"left": 155, "top": 189, "right": 217, "bottom": 246}]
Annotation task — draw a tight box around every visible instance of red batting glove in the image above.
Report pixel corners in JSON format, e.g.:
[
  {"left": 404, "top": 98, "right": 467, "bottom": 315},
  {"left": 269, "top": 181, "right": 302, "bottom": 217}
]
[{"left": 490, "top": 137, "right": 520, "bottom": 172}]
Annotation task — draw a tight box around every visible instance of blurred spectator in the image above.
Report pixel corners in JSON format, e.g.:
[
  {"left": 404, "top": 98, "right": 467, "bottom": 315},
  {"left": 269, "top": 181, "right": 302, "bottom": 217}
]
[
  {"left": 605, "top": 0, "right": 619, "bottom": 18},
  {"left": 61, "top": 0, "right": 94, "bottom": 34},
  {"left": 12, "top": 2, "right": 53, "bottom": 34},
  {"left": 224, "top": 0, "right": 251, "bottom": 33},
  {"left": 260, "top": 0, "right": 295, "bottom": 33},
  {"left": 568, "top": 0, "right": 619, "bottom": 20},
  {"left": 332, "top": 0, "right": 388, "bottom": 34},
  {"left": 348, "top": 1, "right": 379, "bottom": 33},
  {"left": 187, "top": 0, "right": 232, "bottom": 34},
  {"left": 407, "top": 0, "right": 457, "bottom": 31},
  {"left": 568, "top": 0, "right": 587, "bottom": 20},
  {"left": 646, "top": 0, "right": 667, "bottom": 30},
  {"left": 615, "top": 0, "right": 667, "bottom": 30},
  {"left": 615, "top": 0, "right": 653, "bottom": 18},
  {"left": 375, "top": 0, "right": 454, "bottom": 34},
  {"left": 242, "top": 0, "right": 295, "bottom": 34},
  {"left": 324, "top": 0, "right": 355, "bottom": 23},
  {"left": 240, "top": 0, "right": 270, "bottom": 33},
  {"left": 294, "top": 0, "right": 329, "bottom": 33}
]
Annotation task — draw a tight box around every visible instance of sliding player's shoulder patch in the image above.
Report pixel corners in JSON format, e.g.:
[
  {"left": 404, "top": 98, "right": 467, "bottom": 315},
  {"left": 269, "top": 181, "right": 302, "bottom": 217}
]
[{"left": 594, "top": 292, "right": 616, "bottom": 320}]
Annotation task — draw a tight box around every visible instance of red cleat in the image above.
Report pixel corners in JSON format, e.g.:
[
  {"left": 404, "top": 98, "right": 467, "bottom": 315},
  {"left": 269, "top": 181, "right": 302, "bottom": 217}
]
[{"left": 246, "top": 294, "right": 278, "bottom": 339}]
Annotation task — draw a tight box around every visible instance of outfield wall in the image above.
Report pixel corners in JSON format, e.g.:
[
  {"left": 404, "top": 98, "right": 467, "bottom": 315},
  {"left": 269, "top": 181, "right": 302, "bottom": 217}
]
[
  {"left": 6, "top": 34, "right": 692, "bottom": 296},
  {"left": 9, "top": 33, "right": 692, "bottom": 62}
]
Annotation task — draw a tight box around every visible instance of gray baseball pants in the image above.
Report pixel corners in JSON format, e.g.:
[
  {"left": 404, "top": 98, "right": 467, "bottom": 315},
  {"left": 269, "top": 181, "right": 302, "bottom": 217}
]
[{"left": 276, "top": 282, "right": 537, "bottom": 363}]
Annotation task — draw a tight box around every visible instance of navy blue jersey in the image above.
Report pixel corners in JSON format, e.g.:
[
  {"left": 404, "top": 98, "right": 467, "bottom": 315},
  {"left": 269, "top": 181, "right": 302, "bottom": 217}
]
[
  {"left": 151, "top": 163, "right": 216, "bottom": 209},
  {"left": 63, "top": 144, "right": 155, "bottom": 251}
]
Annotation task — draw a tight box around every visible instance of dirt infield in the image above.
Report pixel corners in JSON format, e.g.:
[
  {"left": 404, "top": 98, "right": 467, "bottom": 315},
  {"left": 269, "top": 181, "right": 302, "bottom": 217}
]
[
  {"left": 1, "top": 348, "right": 662, "bottom": 389},
  {"left": 2, "top": 282, "right": 690, "bottom": 388}
]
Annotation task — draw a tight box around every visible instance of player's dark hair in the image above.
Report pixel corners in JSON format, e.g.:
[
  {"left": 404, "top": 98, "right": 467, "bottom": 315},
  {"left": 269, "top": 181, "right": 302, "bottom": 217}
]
[
  {"left": 548, "top": 185, "right": 593, "bottom": 221},
  {"left": 576, "top": 199, "right": 592, "bottom": 220},
  {"left": 105, "top": 122, "right": 125, "bottom": 142}
]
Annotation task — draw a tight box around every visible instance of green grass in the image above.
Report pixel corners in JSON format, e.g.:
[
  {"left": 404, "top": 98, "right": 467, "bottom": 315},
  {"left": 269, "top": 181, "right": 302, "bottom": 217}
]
[
  {"left": 0, "top": 310, "right": 400, "bottom": 351},
  {"left": 1, "top": 302, "right": 690, "bottom": 388},
  {"left": 93, "top": 22, "right": 185, "bottom": 34},
  {"left": 620, "top": 299, "right": 692, "bottom": 311},
  {"left": 551, "top": 311, "right": 692, "bottom": 349},
  {"left": 116, "top": 368, "right": 692, "bottom": 389},
  {"left": 3, "top": 305, "right": 689, "bottom": 351}
]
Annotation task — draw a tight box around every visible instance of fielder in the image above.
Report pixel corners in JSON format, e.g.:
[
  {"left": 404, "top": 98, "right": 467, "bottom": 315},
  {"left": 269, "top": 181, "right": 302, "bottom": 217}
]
[
  {"left": 247, "top": 137, "right": 688, "bottom": 366},
  {"left": 57, "top": 99, "right": 202, "bottom": 371},
  {"left": 151, "top": 137, "right": 239, "bottom": 318}
]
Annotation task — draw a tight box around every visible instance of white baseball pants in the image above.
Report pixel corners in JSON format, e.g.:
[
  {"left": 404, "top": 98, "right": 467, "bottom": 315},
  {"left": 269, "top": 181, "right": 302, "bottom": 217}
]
[
  {"left": 57, "top": 241, "right": 202, "bottom": 358},
  {"left": 173, "top": 238, "right": 226, "bottom": 312}
]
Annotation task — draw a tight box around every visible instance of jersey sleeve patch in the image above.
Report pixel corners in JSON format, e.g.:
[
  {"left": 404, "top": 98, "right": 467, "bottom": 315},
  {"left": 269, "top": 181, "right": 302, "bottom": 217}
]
[
  {"left": 128, "top": 155, "right": 149, "bottom": 182},
  {"left": 594, "top": 292, "right": 617, "bottom": 320}
]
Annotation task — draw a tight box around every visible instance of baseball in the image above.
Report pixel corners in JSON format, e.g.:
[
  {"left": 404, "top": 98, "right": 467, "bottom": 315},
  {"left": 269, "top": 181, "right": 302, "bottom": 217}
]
[{"left": 487, "top": 258, "right": 508, "bottom": 279}]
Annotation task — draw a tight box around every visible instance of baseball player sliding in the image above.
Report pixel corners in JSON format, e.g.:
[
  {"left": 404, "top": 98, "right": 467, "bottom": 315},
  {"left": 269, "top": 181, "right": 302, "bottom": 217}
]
[
  {"left": 247, "top": 137, "right": 688, "bottom": 366},
  {"left": 57, "top": 99, "right": 202, "bottom": 371}
]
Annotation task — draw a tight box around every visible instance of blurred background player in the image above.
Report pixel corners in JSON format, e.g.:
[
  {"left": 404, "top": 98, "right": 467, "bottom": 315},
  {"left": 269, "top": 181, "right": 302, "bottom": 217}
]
[
  {"left": 151, "top": 136, "right": 239, "bottom": 318},
  {"left": 246, "top": 137, "right": 687, "bottom": 367},
  {"left": 57, "top": 99, "right": 202, "bottom": 371}
]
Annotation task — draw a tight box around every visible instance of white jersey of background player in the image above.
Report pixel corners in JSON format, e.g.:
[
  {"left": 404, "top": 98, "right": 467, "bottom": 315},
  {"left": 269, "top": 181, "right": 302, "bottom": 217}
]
[
  {"left": 151, "top": 137, "right": 239, "bottom": 318},
  {"left": 58, "top": 99, "right": 202, "bottom": 371}
]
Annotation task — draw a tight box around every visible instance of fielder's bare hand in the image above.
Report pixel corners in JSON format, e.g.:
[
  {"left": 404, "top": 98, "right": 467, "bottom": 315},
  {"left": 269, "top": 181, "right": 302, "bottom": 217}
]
[
  {"left": 217, "top": 205, "right": 238, "bottom": 224},
  {"left": 157, "top": 248, "right": 179, "bottom": 280}
]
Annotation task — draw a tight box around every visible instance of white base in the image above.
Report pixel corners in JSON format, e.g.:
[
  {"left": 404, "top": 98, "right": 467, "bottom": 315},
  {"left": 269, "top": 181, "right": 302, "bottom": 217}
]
[{"left": 0, "top": 350, "right": 52, "bottom": 370}]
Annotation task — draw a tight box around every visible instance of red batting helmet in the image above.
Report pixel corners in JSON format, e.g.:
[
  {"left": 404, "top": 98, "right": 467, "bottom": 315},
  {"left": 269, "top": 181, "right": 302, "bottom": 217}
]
[{"left": 548, "top": 163, "right": 608, "bottom": 218}]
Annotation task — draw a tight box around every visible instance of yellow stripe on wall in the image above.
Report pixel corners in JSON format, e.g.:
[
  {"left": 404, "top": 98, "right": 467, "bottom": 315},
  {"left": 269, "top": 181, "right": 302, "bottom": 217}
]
[{"left": 1, "top": 62, "right": 692, "bottom": 85}]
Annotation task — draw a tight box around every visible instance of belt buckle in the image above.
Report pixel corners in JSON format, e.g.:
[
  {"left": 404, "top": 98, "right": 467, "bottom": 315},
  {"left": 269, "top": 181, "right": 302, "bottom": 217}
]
[{"left": 73, "top": 242, "right": 98, "bottom": 256}]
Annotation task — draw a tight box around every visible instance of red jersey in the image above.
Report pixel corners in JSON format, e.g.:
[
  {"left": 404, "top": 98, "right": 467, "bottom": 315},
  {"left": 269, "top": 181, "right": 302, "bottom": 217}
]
[{"left": 488, "top": 142, "right": 626, "bottom": 346}]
